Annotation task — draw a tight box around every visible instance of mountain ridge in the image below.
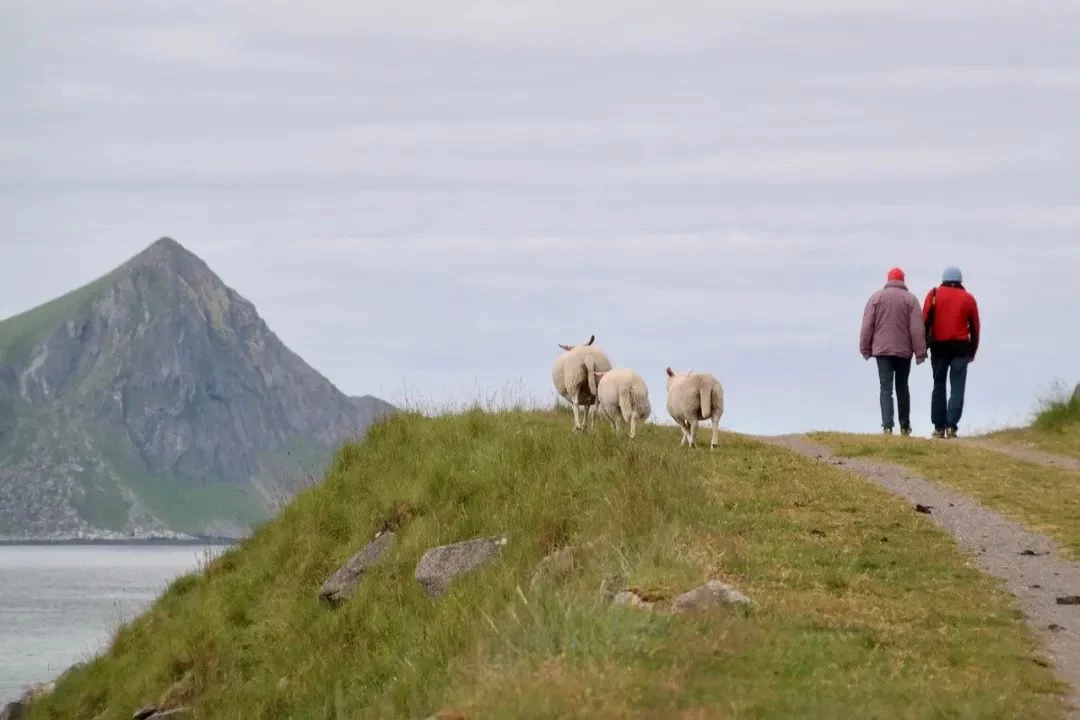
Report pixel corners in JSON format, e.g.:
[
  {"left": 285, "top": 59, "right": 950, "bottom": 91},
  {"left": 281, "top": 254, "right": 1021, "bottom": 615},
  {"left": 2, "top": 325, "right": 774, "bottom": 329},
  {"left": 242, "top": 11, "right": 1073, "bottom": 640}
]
[{"left": 0, "top": 236, "right": 394, "bottom": 540}]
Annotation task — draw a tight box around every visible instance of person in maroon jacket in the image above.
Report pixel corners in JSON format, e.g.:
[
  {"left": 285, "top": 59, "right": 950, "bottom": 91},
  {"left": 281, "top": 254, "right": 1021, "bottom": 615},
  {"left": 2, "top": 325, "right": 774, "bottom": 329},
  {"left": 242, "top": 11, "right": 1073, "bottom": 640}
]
[
  {"left": 860, "top": 267, "right": 927, "bottom": 435},
  {"left": 922, "top": 265, "right": 981, "bottom": 438}
]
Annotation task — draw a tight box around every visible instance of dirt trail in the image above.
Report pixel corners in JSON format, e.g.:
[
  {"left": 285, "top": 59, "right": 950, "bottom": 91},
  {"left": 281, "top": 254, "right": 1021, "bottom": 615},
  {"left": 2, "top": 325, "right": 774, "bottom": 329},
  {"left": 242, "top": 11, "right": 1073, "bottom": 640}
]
[
  {"left": 755, "top": 433, "right": 1080, "bottom": 717},
  {"left": 960, "top": 438, "right": 1080, "bottom": 473}
]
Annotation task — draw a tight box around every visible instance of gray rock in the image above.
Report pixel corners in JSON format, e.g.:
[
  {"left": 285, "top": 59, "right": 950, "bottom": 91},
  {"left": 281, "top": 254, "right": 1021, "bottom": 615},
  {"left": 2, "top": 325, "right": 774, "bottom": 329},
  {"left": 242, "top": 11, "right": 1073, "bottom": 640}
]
[
  {"left": 1072, "top": 382, "right": 1080, "bottom": 405},
  {"left": 148, "top": 709, "right": 191, "bottom": 719},
  {"left": 671, "top": 580, "right": 752, "bottom": 613},
  {"left": 612, "top": 591, "right": 648, "bottom": 607},
  {"left": 528, "top": 546, "right": 575, "bottom": 590},
  {"left": 415, "top": 534, "right": 508, "bottom": 597},
  {"left": 0, "top": 699, "right": 26, "bottom": 720},
  {"left": 319, "top": 531, "right": 396, "bottom": 606}
]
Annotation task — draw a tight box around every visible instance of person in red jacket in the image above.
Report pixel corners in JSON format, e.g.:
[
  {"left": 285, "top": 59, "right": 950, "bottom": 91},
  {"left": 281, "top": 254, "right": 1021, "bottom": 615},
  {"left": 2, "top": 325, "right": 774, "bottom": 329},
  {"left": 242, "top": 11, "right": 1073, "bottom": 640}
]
[{"left": 922, "top": 265, "right": 981, "bottom": 438}]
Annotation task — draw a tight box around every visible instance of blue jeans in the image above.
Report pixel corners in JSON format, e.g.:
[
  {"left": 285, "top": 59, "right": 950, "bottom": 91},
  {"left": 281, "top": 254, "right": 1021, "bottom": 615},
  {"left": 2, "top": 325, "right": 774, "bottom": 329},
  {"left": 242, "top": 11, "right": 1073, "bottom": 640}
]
[
  {"left": 931, "top": 352, "right": 969, "bottom": 431},
  {"left": 876, "top": 356, "right": 912, "bottom": 430}
]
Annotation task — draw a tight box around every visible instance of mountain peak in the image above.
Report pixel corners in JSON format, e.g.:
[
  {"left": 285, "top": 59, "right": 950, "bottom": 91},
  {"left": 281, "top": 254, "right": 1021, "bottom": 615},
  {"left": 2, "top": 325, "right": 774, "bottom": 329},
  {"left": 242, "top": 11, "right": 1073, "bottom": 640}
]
[
  {"left": 0, "top": 236, "right": 395, "bottom": 540},
  {"left": 126, "top": 236, "right": 203, "bottom": 272}
]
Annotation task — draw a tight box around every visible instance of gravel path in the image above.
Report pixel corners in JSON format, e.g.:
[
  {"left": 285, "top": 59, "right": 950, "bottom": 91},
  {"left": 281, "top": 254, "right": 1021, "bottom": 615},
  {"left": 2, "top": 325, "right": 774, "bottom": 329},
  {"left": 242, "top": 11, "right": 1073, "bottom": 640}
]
[
  {"left": 960, "top": 438, "right": 1080, "bottom": 473},
  {"left": 755, "top": 433, "right": 1080, "bottom": 717}
]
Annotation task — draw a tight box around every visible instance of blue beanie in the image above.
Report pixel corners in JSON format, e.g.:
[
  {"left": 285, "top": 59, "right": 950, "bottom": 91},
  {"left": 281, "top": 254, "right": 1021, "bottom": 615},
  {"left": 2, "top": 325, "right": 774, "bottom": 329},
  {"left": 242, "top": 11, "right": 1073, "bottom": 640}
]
[{"left": 942, "top": 265, "right": 963, "bottom": 283}]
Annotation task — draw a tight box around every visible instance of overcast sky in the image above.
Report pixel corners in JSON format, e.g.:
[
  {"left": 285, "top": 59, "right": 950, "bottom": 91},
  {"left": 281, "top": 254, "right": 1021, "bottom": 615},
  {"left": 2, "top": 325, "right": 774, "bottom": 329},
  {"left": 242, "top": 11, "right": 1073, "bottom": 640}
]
[{"left": 2, "top": 1, "right": 1078, "bottom": 435}]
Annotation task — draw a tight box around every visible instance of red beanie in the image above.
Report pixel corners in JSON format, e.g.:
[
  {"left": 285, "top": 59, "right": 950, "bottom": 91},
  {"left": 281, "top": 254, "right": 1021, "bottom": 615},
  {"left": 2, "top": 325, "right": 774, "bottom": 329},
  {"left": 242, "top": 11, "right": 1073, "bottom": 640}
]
[{"left": 887, "top": 267, "right": 905, "bottom": 282}]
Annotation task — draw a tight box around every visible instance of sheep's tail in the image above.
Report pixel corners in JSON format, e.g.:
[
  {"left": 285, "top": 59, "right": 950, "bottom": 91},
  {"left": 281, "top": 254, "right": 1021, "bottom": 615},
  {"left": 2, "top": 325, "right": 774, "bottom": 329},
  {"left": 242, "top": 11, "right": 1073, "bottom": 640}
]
[
  {"left": 585, "top": 355, "right": 598, "bottom": 397},
  {"left": 618, "top": 383, "right": 633, "bottom": 421},
  {"left": 699, "top": 384, "right": 712, "bottom": 419}
]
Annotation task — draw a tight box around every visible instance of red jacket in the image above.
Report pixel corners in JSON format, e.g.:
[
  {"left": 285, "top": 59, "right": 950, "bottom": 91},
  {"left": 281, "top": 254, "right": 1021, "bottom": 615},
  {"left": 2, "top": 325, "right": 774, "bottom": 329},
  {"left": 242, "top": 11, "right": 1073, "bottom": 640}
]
[{"left": 922, "top": 283, "right": 981, "bottom": 357}]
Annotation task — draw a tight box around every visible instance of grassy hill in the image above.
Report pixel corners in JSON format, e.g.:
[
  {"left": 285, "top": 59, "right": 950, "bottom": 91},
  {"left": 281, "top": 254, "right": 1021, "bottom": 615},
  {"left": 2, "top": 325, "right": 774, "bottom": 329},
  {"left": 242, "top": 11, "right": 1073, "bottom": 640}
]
[
  {"left": 24, "top": 408, "right": 1066, "bottom": 719},
  {"left": 985, "top": 383, "right": 1080, "bottom": 460}
]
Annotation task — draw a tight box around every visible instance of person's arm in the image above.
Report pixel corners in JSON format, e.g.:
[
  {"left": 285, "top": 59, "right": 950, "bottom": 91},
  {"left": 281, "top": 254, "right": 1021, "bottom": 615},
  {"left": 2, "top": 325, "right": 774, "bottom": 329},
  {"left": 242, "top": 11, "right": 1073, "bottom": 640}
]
[
  {"left": 968, "top": 294, "right": 981, "bottom": 360},
  {"left": 860, "top": 295, "right": 876, "bottom": 359},
  {"left": 910, "top": 296, "right": 927, "bottom": 361}
]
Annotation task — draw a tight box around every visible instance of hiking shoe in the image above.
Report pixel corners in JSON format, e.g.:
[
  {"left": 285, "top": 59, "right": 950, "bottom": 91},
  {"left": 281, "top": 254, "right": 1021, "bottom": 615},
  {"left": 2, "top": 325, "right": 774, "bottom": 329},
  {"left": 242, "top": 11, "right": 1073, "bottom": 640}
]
[
  {"left": 932, "top": 429, "right": 946, "bottom": 439},
  {"left": 945, "top": 428, "right": 957, "bottom": 439},
  {"left": 882, "top": 427, "right": 893, "bottom": 435},
  {"left": 900, "top": 427, "right": 912, "bottom": 437}
]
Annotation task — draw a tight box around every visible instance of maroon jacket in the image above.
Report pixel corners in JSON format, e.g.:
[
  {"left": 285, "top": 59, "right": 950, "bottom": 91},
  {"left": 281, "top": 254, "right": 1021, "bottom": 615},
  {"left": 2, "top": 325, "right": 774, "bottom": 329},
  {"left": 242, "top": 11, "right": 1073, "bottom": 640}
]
[{"left": 860, "top": 280, "right": 928, "bottom": 360}]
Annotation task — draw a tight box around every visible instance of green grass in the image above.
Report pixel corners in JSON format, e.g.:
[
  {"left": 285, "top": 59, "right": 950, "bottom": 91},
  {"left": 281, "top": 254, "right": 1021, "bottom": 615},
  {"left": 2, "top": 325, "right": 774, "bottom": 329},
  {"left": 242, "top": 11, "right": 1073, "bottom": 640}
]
[
  {"left": 92, "top": 431, "right": 266, "bottom": 535},
  {"left": 985, "top": 383, "right": 1080, "bottom": 460},
  {"left": 0, "top": 267, "right": 123, "bottom": 363},
  {"left": 27, "top": 409, "right": 1066, "bottom": 719},
  {"left": 809, "top": 432, "right": 1080, "bottom": 558}
]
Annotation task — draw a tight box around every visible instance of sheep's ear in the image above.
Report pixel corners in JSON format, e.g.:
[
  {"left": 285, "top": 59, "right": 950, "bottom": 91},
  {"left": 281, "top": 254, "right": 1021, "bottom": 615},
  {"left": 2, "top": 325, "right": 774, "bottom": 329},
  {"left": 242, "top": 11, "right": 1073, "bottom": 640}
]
[
  {"left": 665, "top": 367, "right": 674, "bottom": 377},
  {"left": 586, "top": 334, "right": 595, "bottom": 345},
  {"left": 558, "top": 343, "right": 571, "bottom": 351}
]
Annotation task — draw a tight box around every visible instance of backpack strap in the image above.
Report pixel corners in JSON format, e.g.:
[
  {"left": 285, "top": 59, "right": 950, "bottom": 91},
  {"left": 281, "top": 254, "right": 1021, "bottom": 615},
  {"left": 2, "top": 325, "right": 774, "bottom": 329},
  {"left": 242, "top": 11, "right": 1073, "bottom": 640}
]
[{"left": 925, "top": 287, "right": 937, "bottom": 340}]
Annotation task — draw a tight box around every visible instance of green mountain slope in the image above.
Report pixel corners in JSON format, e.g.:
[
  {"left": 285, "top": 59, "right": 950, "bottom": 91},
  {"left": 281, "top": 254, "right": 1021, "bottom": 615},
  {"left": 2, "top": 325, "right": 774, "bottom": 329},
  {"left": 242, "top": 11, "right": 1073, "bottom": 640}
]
[
  {"left": 0, "top": 237, "right": 395, "bottom": 539},
  {"left": 24, "top": 409, "right": 1065, "bottom": 719}
]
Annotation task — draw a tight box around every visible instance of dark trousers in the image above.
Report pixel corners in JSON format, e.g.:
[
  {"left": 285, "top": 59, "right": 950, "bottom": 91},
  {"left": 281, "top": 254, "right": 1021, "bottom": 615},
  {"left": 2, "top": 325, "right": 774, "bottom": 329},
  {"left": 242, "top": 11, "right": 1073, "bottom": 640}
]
[
  {"left": 931, "top": 349, "right": 970, "bottom": 431},
  {"left": 876, "top": 356, "right": 912, "bottom": 430}
]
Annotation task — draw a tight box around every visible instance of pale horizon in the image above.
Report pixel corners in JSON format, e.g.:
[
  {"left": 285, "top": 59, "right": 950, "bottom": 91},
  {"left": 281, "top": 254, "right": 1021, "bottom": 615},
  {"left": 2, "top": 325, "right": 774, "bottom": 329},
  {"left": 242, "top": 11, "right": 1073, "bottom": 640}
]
[{"left": 3, "top": 1, "right": 1078, "bottom": 436}]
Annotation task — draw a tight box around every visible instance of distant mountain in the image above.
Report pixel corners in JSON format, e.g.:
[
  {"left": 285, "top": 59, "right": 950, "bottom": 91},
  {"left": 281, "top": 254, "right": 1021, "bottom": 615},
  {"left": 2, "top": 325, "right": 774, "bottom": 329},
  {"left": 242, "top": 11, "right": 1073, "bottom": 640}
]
[{"left": 0, "top": 237, "right": 395, "bottom": 540}]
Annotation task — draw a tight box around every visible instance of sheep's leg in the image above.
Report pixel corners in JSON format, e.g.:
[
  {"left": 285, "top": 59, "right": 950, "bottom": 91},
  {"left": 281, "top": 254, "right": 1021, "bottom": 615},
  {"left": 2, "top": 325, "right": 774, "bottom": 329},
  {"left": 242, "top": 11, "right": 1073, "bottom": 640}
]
[
  {"left": 586, "top": 402, "right": 597, "bottom": 431},
  {"left": 629, "top": 414, "right": 637, "bottom": 440},
  {"left": 686, "top": 420, "right": 696, "bottom": 448},
  {"left": 570, "top": 391, "right": 583, "bottom": 432},
  {"left": 710, "top": 415, "right": 720, "bottom": 449},
  {"left": 678, "top": 420, "right": 690, "bottom": 446}
]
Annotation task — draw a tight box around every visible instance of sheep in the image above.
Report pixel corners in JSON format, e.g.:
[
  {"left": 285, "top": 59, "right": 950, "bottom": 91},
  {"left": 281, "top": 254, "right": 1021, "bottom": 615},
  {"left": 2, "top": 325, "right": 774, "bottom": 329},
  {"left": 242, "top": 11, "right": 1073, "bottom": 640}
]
[
  {"left": 664, "top": 366, "right": 725, "bottom": 449},
  {"left": 593, "top": 368, "right": 652, "bottom": 439},
  {"left": 551, "top": 334, "right": 613, "bottom": 432}
]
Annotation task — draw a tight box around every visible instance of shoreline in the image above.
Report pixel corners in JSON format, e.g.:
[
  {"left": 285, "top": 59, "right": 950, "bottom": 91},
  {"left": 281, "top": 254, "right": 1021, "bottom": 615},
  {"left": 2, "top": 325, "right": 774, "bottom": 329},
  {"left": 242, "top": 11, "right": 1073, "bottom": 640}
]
[{"left": 0, "top": 536, "right": 242, "bottom": 547}]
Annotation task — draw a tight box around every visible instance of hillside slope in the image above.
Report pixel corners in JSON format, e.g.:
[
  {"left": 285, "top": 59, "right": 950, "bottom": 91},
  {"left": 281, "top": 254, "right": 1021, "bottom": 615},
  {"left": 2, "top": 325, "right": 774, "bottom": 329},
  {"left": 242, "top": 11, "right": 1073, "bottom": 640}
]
[
  {"left": 0, "top": 237, "right": 394, "bottom": 539},
  {"left": 24, "top": 409, "right": 1065, "bottom": 719}
]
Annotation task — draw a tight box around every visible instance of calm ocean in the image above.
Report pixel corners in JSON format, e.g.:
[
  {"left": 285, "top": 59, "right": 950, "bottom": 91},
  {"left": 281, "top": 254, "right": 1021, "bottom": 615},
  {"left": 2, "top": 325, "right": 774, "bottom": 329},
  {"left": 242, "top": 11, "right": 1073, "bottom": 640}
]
[{"left": 0, "top": 543, "right": 229, "bottom": 704}]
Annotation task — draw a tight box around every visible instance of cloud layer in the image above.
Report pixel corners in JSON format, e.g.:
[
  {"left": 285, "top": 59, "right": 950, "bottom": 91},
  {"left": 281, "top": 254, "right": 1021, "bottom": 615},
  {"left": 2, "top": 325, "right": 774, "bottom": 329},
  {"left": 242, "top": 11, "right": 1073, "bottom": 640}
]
[{"left": 3, "top": 1, "right": 1078, "bottom": 434}]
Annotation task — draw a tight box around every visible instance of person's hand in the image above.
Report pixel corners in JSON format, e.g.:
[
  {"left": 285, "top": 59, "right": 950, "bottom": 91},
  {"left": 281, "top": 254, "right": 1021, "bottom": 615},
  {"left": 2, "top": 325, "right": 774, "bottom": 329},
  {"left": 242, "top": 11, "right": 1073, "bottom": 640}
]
[
  {"left": 916, "top": 355, "right": 926, "bottom": 365},
  {"left": 862, "top": 353, "right": 871, "bottom": 361},
  {"left": 968, "top": 356, "right": 975, "bottom": 363}
]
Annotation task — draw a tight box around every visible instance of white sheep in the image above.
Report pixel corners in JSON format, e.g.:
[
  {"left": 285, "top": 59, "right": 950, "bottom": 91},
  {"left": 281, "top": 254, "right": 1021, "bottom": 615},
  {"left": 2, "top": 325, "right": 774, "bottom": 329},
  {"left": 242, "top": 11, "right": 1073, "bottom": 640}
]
[
  {"left": 664, "top": 366, "right": 725, "bottom": 449},
  {"left": 593, "top": 368, "right": 652, "bottom": 440},
  {"left": 551, "top": 334, "right": 613, "bottom": 432}
]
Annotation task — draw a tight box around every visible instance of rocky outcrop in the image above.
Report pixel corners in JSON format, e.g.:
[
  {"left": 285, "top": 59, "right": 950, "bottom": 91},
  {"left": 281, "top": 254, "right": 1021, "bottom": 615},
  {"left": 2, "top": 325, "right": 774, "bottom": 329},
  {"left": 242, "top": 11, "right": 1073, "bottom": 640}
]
[
  {"left": 671, "top": 580, "right": 753, "bottom": 612},
  {"left": 0, "top": 237, "right": 395, "bottom": 538},
  {"left": 319, "top": 531, "right": 396, "bottom": 606},
  {"left": 1072, "top": 382, "right": 1080, "bottom": 405},
  {"left": 415, "top": 534, "right": 508, "bottom": 597},
  {"left": 606, "top": 580, "right": 752, "bottom": 614}
]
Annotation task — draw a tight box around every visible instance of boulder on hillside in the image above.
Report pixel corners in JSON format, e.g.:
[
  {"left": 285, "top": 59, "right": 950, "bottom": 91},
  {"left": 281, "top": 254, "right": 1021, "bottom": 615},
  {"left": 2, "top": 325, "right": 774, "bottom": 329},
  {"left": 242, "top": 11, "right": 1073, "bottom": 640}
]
[
  {"left": 319, "top": 531, "right": 397, "bottom": 606},
  {"left": 1072, "top": 382, "right": 1080, "bottom": 405},
  {"left": 415, "top": 534, "right": 508, "bottom": 597},
  {"left": 671, "top": 580, "right": 752, "bottom": 613}
]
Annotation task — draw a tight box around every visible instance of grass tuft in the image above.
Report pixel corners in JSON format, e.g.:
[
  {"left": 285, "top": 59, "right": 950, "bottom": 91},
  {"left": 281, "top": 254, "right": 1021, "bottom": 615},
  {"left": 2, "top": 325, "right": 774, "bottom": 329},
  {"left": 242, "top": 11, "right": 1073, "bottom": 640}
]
[
  {"left": 978, "top": 380, "right": 1080, "bottom": 460},
  {"left": 26, "top": 409, "right": 1067, "bottom": 719}
]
